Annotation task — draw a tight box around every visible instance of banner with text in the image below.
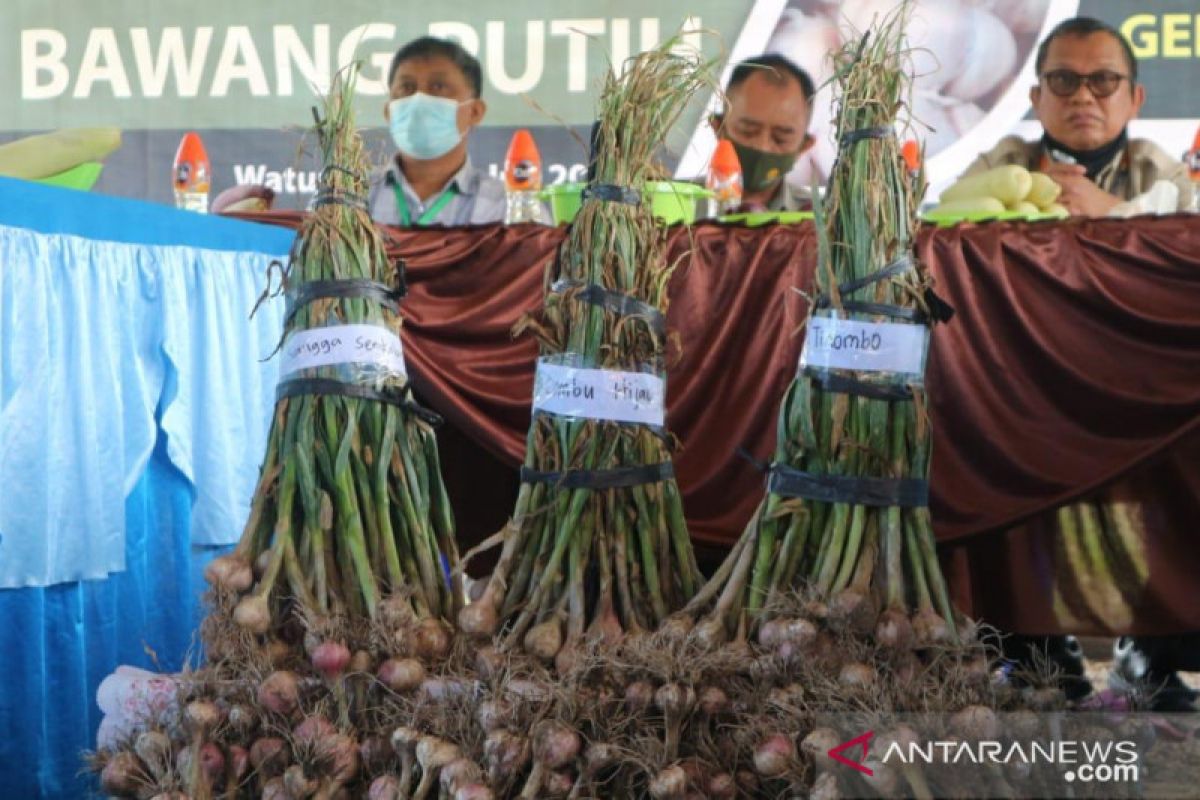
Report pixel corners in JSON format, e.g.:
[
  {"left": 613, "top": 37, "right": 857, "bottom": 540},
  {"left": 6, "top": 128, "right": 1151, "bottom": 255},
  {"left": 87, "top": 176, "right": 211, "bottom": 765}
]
[{"left": 4, "top": 1, "right": 1196, "bottom": 208}]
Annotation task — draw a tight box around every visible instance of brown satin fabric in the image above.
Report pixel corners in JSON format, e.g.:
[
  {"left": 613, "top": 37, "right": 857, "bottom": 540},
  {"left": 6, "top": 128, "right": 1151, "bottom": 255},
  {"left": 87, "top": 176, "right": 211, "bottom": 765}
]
[
  {"left": 242, "top": 212, "right": 1200, "bottom": 632},
  {"left": 943, "top": 432, "right": 1200, "bottom": 636},
  {"left": 919, "top": 218, "right": 1200, "bottom": 540}
]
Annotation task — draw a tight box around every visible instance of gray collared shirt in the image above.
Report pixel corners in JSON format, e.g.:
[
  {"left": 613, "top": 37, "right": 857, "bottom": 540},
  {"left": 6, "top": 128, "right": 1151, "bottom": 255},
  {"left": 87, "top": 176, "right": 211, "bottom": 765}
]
[{"left": 367, "top": 157, "right": 506, "bottom": 226}]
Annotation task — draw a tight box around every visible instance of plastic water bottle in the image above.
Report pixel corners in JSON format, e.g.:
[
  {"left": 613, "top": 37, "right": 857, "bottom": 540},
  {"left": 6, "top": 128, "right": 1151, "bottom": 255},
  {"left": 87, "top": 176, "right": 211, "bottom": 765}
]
[
  {"left": 1186, "top": 124, "right": 1200, "bottom": 211},
  {"left": 901, "top": 139, "right": 922, "bottom": 199},
  {"left": 173, "top": 131, "right": 211, "bottom": 213},
  {"left": 707, "top": 138, "right": 742, "bottom": 217},
  {"left": 503, "top": 129, "right": 549, "bottom": 224}
]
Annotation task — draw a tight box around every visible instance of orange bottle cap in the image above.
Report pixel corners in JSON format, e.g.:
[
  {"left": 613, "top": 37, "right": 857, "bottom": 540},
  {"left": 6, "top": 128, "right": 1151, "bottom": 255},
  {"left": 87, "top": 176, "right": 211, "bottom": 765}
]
[
  {"left": 901, "top": 139, "right": 921, "bottom": 174},
  {"left": 504, "top": 129, "right": 542, "bottom": 190},
  {"left": 1189, "top": 126, "right": 1200, "bottom": 176},
  {"left": 173, "top": 132, "right": 211, "bottom": 192},
  {"left": 710, "top": 138, "right": 741, "bottom": 177}
]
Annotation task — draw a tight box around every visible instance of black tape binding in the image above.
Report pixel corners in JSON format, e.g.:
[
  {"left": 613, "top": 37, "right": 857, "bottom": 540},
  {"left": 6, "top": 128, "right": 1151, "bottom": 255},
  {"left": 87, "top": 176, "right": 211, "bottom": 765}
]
[
  {"left": 276, "top": 377, "right": 443, "bottom": 427},
  {"left": 839, "top": 125, "right": 893, "bottom": 148},
  {"left": 816, "top": 255, "right": 913, "bottom": 308},
  {"left": 520, "top": 461, "right": 674, "bottom": 490},
  {"left": 814, "top": 254, "right": 924, "bottom": 322},
  {"left": 581, "top": 183, "right": 641, "bottom": 206},
  {"left": 551, "top": 279, "right": 666, "bottom": 338},
  {"left": 814, "top": 254, "right": 954, "bottom": 324},
  {"left": 735, "top": 446, "right": 771, "bottom": 474},
  {"left": 767, "top": 462, "right": 928, "bottom": 507},
  {"left": 808, "top": 370, "right": 914, "bottom": 401},
  {"left": 309, "top": 164, "right": 369, "bottom": 211},
  {"left": 313, "top": 190, "right": 369, "bottom": 212},
  {"left": 284, "top": 279, "right": 404, "bottom": 327},
  {"left": 923, "top": 288, "right": 956, "bottom": 323}
]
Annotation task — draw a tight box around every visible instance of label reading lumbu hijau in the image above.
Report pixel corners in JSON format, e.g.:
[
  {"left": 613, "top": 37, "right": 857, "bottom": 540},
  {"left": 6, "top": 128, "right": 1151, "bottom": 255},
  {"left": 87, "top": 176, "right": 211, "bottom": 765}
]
[{"left": 532, "top": 359, "right": 665, "bottom": 427}]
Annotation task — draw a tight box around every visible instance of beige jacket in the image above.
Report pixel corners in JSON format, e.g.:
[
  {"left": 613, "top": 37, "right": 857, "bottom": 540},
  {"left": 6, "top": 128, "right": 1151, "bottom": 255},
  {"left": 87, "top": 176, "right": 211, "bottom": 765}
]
[{"left": 962, "top": 135, "right": 1194, "bottom": 212}]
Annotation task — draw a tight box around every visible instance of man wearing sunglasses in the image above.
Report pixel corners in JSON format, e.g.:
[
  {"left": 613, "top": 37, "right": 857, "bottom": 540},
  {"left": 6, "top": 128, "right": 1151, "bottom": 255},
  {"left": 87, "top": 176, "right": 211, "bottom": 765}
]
[
  {"left": 962, "top": 16, "right": 1199, "bottom": 713},
  {"left": 961, "top": 16, "right": 1192, "bottom": 216}
]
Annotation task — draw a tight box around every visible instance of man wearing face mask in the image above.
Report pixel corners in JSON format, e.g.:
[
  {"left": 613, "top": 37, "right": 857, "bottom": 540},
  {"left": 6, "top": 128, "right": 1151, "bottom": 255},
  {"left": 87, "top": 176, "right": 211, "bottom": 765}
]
[
  {"left": 367, "top": 37, "right": 505, "bottom": 227},
  {"left": 710, "top": 54, "right": 816, "bottom": 213},
  {"left": 960, "top": 17, "right": 1192, "bottom": 216}
]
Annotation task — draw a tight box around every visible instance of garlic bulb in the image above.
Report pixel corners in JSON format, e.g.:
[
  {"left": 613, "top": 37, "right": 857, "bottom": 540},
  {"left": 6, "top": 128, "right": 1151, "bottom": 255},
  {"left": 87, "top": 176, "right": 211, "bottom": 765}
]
[
  {"left": 980, "top": 0, "right": 1051, "bottom": 34},
  {"left": 763, "top": 7, "right": 844, "bottom": 191},
  {"left": 838, "top": 0, "right": 1025, "bottom": 99},
  {"left": 840, "top": 0, "right": 908, "bottom": 35},
  {"left": 943, "top": 8, "right": 1018, "bottom": 101},
  {"left": 906, "top": 0, "right": 976, "bottom": 93},
  {"left": 766, "top": 8, "right": 841, "bottom": 87},
  {"left": 911, "top": 90, "right": 985, "bottom": 155},
  {"left": 762, "top": 0, "right": 1042, "bottom": 178},
  {"left": 945, "top": 98, "right": 986, "bottom": 137}
]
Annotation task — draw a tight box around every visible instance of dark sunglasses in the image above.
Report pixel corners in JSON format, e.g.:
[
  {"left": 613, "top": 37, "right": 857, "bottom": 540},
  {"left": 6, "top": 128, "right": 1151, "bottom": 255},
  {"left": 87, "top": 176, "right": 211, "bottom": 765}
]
[{"left": 1040, "top": 69, "right": 1129, "bottom": 98}]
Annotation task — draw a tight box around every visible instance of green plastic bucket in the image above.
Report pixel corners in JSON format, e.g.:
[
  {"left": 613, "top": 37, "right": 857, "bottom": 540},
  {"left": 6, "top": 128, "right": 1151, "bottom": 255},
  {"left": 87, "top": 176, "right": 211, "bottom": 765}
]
[
  {"left": 540, "top": 181, "right": 713, "bottom": 226},
  {"left": 35, "top": 162, "right": 104, "bottom": 191}
]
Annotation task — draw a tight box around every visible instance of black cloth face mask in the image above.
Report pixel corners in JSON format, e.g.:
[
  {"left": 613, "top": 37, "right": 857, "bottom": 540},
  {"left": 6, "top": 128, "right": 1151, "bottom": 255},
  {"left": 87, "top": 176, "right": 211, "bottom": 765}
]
[{"left": 1042, "top": 129, "right": 1128, "bottom": 180}]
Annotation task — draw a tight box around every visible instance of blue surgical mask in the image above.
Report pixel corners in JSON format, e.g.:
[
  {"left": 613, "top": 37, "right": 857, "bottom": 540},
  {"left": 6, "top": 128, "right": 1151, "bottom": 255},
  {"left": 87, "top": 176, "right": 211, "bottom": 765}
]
[{"left": 387, "top": 93, "right": 465, "bottom": 160}]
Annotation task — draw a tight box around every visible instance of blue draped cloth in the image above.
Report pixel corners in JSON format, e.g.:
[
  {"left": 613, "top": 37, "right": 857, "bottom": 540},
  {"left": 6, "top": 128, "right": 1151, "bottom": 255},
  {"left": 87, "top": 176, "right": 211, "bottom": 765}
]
[
  {"left": 0, "top": 437, "right": 222, "bottom": 799},
  {"left": 0, "top": 178, "right": 293, "bottom": 797}
]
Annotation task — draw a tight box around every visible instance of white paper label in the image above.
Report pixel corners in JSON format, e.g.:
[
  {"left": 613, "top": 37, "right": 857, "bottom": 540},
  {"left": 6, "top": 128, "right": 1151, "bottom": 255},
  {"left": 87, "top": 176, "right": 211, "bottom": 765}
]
[
  {"left": 280, "top": 324, "right": 406, "bottom": 377},
  {"left": 800, "top": 316, "right": 927, "bottom": 376},
  {"left": 532, "top": 361, "right": 665, "bottom": 426}
]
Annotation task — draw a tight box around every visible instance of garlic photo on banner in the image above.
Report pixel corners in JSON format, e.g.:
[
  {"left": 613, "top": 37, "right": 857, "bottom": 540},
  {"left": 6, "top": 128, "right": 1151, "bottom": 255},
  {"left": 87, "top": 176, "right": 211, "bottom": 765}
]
[
  {"left": 912, "top": 91, "right": 986, "bottom": 156},
  {"left": 764, "top": 0, "right": 1058, "bottom": 191},
  {"left": 763, "top": 7, "right": 840, "bottom": 189},
  {"left": 983, "top": 0, "right": 1057, "bottom": 34},
  {"left": 941, "top": 6, "right": 1019, "bottom": 101}
]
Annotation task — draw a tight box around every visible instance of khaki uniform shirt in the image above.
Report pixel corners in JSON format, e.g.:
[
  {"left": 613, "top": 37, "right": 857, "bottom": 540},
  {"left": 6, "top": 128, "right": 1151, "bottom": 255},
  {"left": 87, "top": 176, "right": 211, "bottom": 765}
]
[
  {"left": 696, "top": 179, "right": 811, "bottom": 217},
  {"left": 962, "top": 135, "right": 1194, "bottom": 211},
  {"left": 767, "top": 181, "right": 814, "bottom": 212}
]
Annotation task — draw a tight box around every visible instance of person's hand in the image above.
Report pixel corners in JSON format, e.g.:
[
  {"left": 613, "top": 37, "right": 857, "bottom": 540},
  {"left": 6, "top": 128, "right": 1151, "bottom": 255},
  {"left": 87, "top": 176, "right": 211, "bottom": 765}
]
[
  {"left": 1043, "top": 162, "right": 1121, "bottom": 217},
  {"left": 211, "top": 183, "right": 276, "bottom": 214}
]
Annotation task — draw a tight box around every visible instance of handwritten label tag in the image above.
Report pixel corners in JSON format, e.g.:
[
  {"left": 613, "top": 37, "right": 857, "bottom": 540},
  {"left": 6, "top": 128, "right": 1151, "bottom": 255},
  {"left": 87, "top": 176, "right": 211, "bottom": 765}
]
[
  {"left": 532, "top": 361, "right": 665, "bottom": 426},
  {"left": 280, "top": 324, "right": 407, "bottom": 377},
  {"left": 800, "top": 315, "right": 928, "bottom": 377}
]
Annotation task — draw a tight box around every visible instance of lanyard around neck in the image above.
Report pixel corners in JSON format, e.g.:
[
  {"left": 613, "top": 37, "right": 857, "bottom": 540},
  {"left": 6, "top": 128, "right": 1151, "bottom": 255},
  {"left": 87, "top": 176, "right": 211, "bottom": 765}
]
[{"left": 393, "top": 181, "right": 458, "bottom": 226}]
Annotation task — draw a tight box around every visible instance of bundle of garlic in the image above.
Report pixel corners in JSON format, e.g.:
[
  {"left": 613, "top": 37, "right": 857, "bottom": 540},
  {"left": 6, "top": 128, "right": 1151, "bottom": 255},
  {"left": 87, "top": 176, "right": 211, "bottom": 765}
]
[
  {"left": 685, "top": 1, "right": 968, "bottom": 651},
  {"left": 457, "top": 38, "right": 714, "bottom": 667},
  {"left": 202, "top": 65, "right": 461, "bottom": 656},
  {"left": 90, "top": 66, "right": 466, "bottom": 800}
]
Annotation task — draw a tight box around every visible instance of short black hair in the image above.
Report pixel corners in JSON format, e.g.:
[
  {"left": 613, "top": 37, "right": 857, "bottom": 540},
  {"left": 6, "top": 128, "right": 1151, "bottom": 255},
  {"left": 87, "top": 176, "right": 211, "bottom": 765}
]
[
  {"left": 725, "top": 54, "right": 815, "bottom": 103},
  {"left": 1035, "top": 17, "right": 1138, "bottom": 84},
  {"left": 386, "top": 36, "right": 483, "bottom": 98}
]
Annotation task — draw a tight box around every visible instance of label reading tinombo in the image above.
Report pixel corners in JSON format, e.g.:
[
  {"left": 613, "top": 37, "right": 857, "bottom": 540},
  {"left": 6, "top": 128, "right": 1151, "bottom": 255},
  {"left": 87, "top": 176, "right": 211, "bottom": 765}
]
[
  {"left": 800, "top": 315, "right": 928, "bottom": 377},
  {"left": 533, "top": 361, "right": 665, "bottom": 426},
  {"left": 280, "top": 324, "right": 407, "bottom": 377}
]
